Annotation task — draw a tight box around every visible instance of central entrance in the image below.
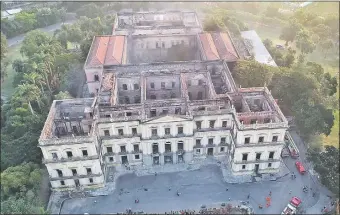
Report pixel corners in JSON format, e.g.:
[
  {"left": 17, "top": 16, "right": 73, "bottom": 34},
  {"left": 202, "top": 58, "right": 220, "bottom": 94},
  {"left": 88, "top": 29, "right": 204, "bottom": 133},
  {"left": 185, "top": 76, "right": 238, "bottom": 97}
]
[
  {"left": 121, "top": 155, "right": 128, "bottom": 164},
  {"left": 207, "top": 148, "right": 214, "bottom": 156}
]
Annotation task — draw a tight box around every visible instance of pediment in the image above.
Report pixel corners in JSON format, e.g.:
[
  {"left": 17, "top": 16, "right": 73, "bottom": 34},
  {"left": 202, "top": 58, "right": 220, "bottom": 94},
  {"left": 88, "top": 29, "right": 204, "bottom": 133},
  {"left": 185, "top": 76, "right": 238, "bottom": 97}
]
[{"left": 144, "top": 115, "right": 189, "bottom": 124}]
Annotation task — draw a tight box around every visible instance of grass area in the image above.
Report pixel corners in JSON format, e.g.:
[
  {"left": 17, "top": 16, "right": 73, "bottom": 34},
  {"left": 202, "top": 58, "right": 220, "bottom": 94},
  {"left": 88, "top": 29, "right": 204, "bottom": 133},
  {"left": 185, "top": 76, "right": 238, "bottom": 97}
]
[
  {"left": 1, "top": 45, "right": 23, "bottom": 100},
  {"left": 321, "top": 110, "right": 339, "bottom": 148}
]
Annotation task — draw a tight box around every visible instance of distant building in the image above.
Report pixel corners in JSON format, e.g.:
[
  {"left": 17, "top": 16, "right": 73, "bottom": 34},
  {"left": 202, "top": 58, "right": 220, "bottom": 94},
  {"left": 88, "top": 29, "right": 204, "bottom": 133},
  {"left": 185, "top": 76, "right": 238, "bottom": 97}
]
[
  {"left": 241, "top": 30, "right": 277, "bottom": 67},
  {"left": 40, "top": 10, "right": 288, "bottom": 191}
]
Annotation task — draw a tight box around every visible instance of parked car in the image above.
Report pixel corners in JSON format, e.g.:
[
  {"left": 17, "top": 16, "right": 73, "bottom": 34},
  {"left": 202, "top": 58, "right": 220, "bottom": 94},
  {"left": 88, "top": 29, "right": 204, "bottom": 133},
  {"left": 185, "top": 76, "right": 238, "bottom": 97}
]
[
  {"left": 295, "top": 161, "right": 306, "bottom": 174},
  {"left": 276, "top": 44, "right": 285, "bottom": 50}
]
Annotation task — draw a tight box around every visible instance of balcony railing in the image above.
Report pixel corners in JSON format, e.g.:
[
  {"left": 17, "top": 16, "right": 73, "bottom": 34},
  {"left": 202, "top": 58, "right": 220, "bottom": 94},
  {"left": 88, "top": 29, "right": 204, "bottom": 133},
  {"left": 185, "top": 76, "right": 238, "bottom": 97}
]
[
  {"left": 193, "top": 144, "right": 203, "bottom": 148},
  {"left": 176, "top": 149, "right": 185, "bottom": 155},
  {"left": 132, "top": 149, "right": 142, "bottom": 154},
  {"left": 233, "top": 158, "right": 280, "bottom": 164},
  {"left": 142, "top": 133, "right": 193, "bottom": 140},
  {"left": 101, "top": 133, "right": 141, "bottom": 140},
  {"left": 49, "top": 173, "right": 102, "bottom": 181},
  {"left": 235, "top": 141, "right": 284, "bottom": 148},
  {"left": 43, "top": 155, "right": 99, "bottom": 164},
  {"left": 103, "top": 152, "right": 115, "bottom": 156},
  {"left": 118, "top": 151, "right": 128, "bottom": 155},
  {"left": 194, "top": 126, "right": 232, "bottom": 133}
]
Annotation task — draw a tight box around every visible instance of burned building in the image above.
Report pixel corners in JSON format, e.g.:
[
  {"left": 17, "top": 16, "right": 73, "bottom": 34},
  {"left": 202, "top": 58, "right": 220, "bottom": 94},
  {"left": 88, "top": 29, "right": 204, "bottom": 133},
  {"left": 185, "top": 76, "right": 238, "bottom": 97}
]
[{"left": 41, "top": 10, "right": 288, "bottom": 191}]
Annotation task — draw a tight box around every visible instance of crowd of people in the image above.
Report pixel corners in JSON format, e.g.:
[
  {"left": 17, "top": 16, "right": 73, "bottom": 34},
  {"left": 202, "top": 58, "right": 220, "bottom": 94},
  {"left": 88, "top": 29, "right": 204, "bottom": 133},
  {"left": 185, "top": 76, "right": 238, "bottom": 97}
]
[{"left": 165, "top": 204, "right": 248, "bottom": 215}]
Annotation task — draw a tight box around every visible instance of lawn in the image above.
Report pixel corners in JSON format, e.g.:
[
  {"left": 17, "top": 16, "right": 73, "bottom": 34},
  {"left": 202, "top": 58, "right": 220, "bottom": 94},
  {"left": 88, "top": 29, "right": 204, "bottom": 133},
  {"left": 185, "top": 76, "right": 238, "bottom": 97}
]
[{"left": 1, "top": 44, "right": 23, "bottom": 100}]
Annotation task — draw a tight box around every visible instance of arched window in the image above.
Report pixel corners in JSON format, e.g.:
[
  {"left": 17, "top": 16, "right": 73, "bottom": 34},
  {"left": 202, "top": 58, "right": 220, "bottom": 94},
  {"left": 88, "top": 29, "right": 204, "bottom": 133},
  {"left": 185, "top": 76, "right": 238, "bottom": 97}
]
[{"left": 122, "top": 84, "right": 128, "bottom": 90}]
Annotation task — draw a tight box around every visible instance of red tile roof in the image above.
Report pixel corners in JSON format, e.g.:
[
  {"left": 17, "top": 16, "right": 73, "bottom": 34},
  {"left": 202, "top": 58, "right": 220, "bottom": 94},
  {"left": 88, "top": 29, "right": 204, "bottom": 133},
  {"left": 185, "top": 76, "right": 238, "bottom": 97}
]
[
  {"left": 199, "top": 32, "right": 239, "bottom": 62},
  {"left": 198, "top": 33, "right": 220, "bottom": 60},
  {"left": 86, "top": 36, "right": 125, "bottom": 67}
]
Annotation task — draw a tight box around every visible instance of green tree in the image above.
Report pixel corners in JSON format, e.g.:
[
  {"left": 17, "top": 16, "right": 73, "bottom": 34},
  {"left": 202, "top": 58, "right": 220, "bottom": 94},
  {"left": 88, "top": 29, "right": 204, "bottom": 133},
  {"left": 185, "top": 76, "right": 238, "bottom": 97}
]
[
  {"left": 320, "top": 39, "right": 334, "bottom": 57},
  {"left": 312, "top": 24, "right": 332, "bottom": 41},
  {"left": 279, "top": 19, "right": 303, "bottom": 45},
  {"left": 54, "top": 91, "right": 73, "bottom": 100},
  {"left": 295, "top": 30, "right": 316, "bottom": 54},
  {"left": 14, "top": 12, "right": 37, "bottom": 33},
  {"left": 307, "top": 146, "right": 339, "bottom": 197},
  {"left": 265, "top": 5, "right": 279, "bottom": 18},
  {"left": 76, "top": 3, "right": 101, "bottom": 18},
  {"left": 1, "top": 32, "right": 8, "bottom": 60},
  {"left": 292, "top": 98, "right": 334, "bottom": 138},
  {"left": 233, "top": 60, "right": 278, "bottom": 88}
]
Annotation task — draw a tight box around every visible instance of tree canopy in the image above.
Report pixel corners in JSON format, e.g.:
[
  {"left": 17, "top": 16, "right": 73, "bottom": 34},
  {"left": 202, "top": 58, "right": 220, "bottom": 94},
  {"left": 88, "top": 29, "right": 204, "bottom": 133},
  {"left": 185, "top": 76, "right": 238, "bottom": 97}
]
[{"left": 307, "top": 146, "right": 339, "bottom": 198}]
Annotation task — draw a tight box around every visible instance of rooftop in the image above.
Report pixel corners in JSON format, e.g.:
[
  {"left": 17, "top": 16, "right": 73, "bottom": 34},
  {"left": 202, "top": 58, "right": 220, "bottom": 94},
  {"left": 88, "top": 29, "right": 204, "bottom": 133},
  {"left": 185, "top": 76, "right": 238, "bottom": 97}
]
[
  {"left": 85, "top": 36, "right": 126, "bottom": 68},
  {"left": 241, "top": 30, "right": 277, "bottom": 67}
]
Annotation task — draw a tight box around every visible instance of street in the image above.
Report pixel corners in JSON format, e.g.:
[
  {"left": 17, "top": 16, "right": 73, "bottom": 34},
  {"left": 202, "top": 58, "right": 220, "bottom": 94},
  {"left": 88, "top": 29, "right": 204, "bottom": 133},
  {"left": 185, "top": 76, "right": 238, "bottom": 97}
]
[
  {"left": 61, "top": 161, "right": 323, "bottom": 214},
  {"left": 7, "top": 19, "right": 77, "bottom": 47}
]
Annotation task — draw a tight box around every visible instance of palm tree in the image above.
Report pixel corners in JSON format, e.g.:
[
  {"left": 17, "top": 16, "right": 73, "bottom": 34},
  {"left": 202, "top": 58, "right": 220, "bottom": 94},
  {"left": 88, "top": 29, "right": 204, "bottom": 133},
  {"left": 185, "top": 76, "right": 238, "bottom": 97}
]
[{"left": 15, "top": 84, "right": 42, "bottom": 115}]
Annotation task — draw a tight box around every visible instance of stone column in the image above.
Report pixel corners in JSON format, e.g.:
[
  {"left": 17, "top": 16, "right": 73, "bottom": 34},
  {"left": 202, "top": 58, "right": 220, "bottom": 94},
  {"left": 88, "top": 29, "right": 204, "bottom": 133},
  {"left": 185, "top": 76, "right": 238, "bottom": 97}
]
[
  {"left": 160, "top": 154, "right": 165, "bottom": 165},
  {"left": 172, "top": 153, "right": 177, "bottom": 164}
]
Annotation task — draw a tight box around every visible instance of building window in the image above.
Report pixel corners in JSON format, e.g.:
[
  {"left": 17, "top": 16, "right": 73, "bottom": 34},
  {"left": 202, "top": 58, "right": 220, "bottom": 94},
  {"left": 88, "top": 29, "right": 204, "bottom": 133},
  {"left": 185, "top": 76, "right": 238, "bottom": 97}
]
[
  {"left": 172, "top": 82, "right": 175, "bottom": 88},
  {"left": 124, "top": 97, "right": 130, "bottom": 104},
  {"left": 188, "top": 92, "right": 192, "bottom": 100},
  {"left": 109, "top": 157, "right": 114, "bottom": 162},
  {"left": 89, "top": 178, "right": 93, "bottom": 183},
  {"left": 165, "top": 128, "right": 170, "bottom": 135},
  {"left": 161, "top": 82, "right": 165, "bottom": 89},
  {"left": 82, "top": 150, "right": 88, "bottom": 157},
  {"left": 86, "top": 168, "right": 92, "bottom": 175},
  {"left": 118, "top": 129, "right": 124, "bottom": 136},
  {"left": 150, "top": 82, "right": 155, "bottom": 89},
  {"left": 122, "top": 84, "right": 128, "bottom": 90},
  {"left": 242, "top": 165, "right": 246, "bottom": 170},
  {"left": 60, "top": 180, "right": 65, "bottom": 186},
  {"left": 196, "top": 139, "right": 201, "bottom": 146},
  {"left": 170, "top": 93, "right": 176, "bottom": 98},
  {"left": 242, "top": 153, "right": 248, "bottom": 161},
  {"left": 162, "top": 42, "right": 165, "bottom": 48},
  {"left": 178, "top": 141, "right": 184, "bottom": 150},
  {"left": 268, "top": 163, "right": 272, "bottom": 168},
  {"left": 133, "top": 144, "right": 139, "bottom": 152},
  {"left": 272, "top": 136, "right": 278, "bottom": 142},
  {"left": 256, "top": 153, "right": 261, "bottom": 160},
  {"left": 208, "top": 138, "right": 214, "bottom": 145},
  {"left": 196, "top": 121, "right": 202, "bottom": 130},
  {"left": 269, "top": 151, "right": 274, "bottom": 159},
  {"left": 258, "top": 136, "right": 264, "bottom": 143},
  {"left": 209, "top": 120, "right": 215, "bottom": 128},
  {"left": 244, "top": 137, "right": 250, "bottom": 144},
  {"left": 120, "top": 146, "right": 126, "bottom": 153},
  {"left": 165, "top": 143, "right": 171, "bottom": 152},
  {"left": 134, "top": 84, "right": 139, "bottom": 90},
  {"left": 152, "top": 128, "right": 158, "bottom": 136},
  {"left": 221, "top": 137, "right": 226, "bottom": 144},
  {"left": 132, "top": 128, "right": 137, "bottom": 135},
  {"left": 56, "top": 169, "right": 63, "bottom": 177},
  {"left": 94, "top": 75, "right": 99, "bottom": 81},
  {"left": 52, "top": 152, "right": 58, "bottom": 160},
  {"left": 187, "top": 80, "right": 191, "bottom": 86},
  {"left": 222, "top": 121, "right": 227, "bottom": 128},
  {"left": 71, "top": 169, "right": 77, "bottom": 176},
  {"left": 195, "top": 149, "right": 201, "bottom": 154},
  {"left": 66, "top": 151, "right": 73, "bottom": 158},
  {"left": 250, "top": 119, "right": 257, "bottom": 124},
  {"left": 150, "top": 95, "right": 156, "bottom": 100},
  {"left": 106, "top": 147, "right": 113, "bottom": 153},
  {"left": 150, "top": 109, "right": 156, "bottom": 117},
  {"left": 162, "top": 109, "right": 168, "bottom": 115},
  {"left": 177, "top": 126, "right": 183, "bottom": 134},
  {"left": 104, "top": 130, "right": 110, "bottom": 136},
  {"left": 197, "top": 92, "right": 203, "bottom": 100},
  {"left": 198, "top": 79, "right": 203, "bottom": 85},
  {"left": 175, "top": 107, "right": 181, "bottom": 114},
  {"left": 134, "top": 96, "right": 141, "bottom": 103},
  {"left": 264, "top": 118, "right": 271, "bottom": 123},
  {"left": 220, "top": 147, "right": 225, "bottom": 152},
  {"left": 135, "top": 154, "right": 140, "bottom": 159}
]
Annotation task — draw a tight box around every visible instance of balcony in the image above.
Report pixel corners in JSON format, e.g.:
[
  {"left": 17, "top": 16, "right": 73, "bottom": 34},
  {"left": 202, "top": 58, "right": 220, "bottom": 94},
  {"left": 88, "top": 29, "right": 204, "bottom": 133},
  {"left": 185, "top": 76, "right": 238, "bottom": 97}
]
[
  {"left": 43, "top": 155, "right": 99, "bottom": 164},
  {"left": 132, "top": 149, "right": 142, "bottom": 154},
  {"left": 194, "top": 126, "right": 232, "bottom": 133},
  {"left": 152, "top": 151, "right": 160, "bottom": 156},
  {"left": 118, "top": 151, "right": 128, "bottom": 155},
  {"left": 219, "top": 141, "right": 229, "bottom": 146},
  {"left": 235, "top": 141, "right": 284, "bottom": 148},
  {"left": 103, "top": 152, "right": 116, "bottom": 156},
  {"left": 49, "top": 173, "right": 102, "bottom": 181},
  {"left": 101, "top": 133, "right": 141, "bottom": 140},
  {"left": 233, "top": 158, "right": 280, "bottom": 164},
  {"left": 176, "top": 149, "right": 185, "bottom": 155},
  {"left": 142, "top": 133, "right": 193, "bottom": 140},
  {"left": 163, "top": 150, "right": 173, "bottom": 156},
  {"left": 193, "top": 143, "right": 203, "bottom": 148}
]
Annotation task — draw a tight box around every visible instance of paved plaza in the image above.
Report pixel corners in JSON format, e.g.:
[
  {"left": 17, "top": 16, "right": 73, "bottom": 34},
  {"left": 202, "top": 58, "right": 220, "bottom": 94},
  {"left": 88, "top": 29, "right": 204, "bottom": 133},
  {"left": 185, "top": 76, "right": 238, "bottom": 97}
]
[{"left": 60, "top": 161, "right": 327, "bottom": 214}]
